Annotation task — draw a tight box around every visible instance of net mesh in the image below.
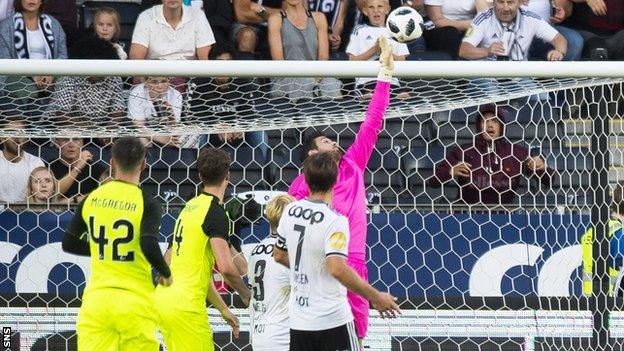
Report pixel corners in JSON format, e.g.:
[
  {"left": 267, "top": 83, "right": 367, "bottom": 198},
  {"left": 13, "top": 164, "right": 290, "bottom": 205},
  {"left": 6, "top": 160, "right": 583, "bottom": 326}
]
[
  {"left": 0, "top": 70, "right": 622, "bottom": 351},
  {"left": 0, "top": 74, "right": 623, "bottom": 136}
]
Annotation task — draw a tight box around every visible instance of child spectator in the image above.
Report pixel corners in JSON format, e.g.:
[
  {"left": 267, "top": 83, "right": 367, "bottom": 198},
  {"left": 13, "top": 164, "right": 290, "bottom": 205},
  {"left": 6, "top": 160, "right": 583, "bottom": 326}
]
[
  {"left": 93, "top": 7, "right": 127, "bottom": 60},
  {"left": 128, "top": 76, "right": 196, "bottom": 148},
  {"left": 27, "top": 166, "right": 59, "bottom": 204},
  {"left": 346, "top": 0, "right": 408, "bottom": 99},
  {"left": 268, "top": 0, "right": 342, "bottom": 101}
]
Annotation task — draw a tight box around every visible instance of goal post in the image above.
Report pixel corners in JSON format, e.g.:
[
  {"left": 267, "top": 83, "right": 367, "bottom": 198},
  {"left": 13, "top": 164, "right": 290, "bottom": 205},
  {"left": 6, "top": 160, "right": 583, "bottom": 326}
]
[
  {"left": 0, "top": 60, "right": 621, "bottom": 351},
  {"left": 3, "top": 59, "right": 624, "bottom": 78}
]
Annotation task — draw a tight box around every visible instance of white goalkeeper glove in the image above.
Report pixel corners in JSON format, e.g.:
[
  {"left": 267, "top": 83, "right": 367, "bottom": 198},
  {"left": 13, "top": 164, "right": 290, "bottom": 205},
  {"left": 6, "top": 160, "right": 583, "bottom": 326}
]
[{"left": 377, "top": 36, "right": 394, "bottom": 82}]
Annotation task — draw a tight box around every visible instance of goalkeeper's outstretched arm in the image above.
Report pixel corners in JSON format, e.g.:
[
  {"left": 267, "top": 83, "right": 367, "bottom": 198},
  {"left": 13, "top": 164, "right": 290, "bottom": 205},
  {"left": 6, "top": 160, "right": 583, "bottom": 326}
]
[{"left": 343, "top": 36, "right": 393, "bottom": 170}]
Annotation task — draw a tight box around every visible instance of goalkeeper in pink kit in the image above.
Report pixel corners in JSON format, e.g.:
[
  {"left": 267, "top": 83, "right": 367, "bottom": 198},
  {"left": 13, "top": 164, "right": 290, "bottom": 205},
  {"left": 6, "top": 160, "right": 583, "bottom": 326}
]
[{"left": 288, "top": 36, "right": 396, "bottom": 346}]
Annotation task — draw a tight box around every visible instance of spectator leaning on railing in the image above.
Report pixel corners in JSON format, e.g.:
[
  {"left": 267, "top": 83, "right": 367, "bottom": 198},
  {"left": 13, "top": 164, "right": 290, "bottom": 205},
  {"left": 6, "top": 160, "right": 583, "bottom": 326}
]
[
  {"left": 429, "top": 104, "right": 555, "bottom": 205},
  {"left": 128, "top": 76, "right": 197, "bottom": 148},
  {"left": 0, "top": 0, "right": 67, "bottom": 114},
  {"left": 459, "top": 0, "right": 567, "bottom": 62},
  {"left": 0, "top": 116, "right": 44, "bottom": 204}
]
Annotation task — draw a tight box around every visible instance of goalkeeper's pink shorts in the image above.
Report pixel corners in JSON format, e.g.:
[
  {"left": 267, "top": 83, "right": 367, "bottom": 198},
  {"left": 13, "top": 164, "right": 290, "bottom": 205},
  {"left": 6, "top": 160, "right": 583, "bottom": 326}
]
[{"left": 347, "top": 256, "right": 369, "bottom": 339}]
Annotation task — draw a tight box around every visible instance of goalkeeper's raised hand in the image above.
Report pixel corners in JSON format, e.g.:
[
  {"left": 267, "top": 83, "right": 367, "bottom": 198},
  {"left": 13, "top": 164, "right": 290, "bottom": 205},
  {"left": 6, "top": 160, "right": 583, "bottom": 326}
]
[{"left": 377, "top": 36, "right": 394, "bottom": 83}]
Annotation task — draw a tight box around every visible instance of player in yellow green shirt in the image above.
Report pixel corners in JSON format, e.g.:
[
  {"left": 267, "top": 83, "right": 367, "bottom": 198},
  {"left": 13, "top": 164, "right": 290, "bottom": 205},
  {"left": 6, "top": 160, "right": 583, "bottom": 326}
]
[
  {"left": 155, "top": 147, "right": 252, "bottom": 351},
  {"left": 63, "top": 137, "right": 172, "bottom": 351}
]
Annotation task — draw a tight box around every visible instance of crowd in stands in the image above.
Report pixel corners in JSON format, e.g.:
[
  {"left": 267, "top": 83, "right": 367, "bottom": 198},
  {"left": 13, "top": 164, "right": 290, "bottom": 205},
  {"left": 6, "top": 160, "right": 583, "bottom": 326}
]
[{"left": 0, "top": 0, "right": 621, "bottom": 207}]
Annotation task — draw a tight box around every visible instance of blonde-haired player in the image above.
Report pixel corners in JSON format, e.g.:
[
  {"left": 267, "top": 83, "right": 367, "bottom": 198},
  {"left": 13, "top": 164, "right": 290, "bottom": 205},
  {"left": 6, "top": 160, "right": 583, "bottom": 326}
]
[{"left": 247, "top": 194, "right": 295, "bottom": 351}]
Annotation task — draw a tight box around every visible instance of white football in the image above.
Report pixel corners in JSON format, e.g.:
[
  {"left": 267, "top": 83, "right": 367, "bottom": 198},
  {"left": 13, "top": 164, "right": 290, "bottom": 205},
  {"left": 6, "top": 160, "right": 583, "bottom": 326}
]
[{"left": 386, "top": 7, "right": 423, "bottom": 43}]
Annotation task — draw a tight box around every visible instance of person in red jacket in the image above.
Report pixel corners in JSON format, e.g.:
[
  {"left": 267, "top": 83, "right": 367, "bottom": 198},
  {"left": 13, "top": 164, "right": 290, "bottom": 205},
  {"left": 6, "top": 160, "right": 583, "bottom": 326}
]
[{"left": 430, "top": 104, "right": 555, "bottom": 205}]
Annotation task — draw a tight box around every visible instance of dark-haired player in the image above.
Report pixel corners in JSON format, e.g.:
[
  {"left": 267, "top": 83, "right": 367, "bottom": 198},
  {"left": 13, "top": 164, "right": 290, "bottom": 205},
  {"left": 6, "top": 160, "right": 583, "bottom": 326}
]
[
  {"left": 63, "top": 136, "right": 172, "bottom": 351},
  {"left": 155, "top": 147, "right": 251, "bottom": 350},
  {"left": 276, "top": 152, "right": 399, "bottom": 351}
]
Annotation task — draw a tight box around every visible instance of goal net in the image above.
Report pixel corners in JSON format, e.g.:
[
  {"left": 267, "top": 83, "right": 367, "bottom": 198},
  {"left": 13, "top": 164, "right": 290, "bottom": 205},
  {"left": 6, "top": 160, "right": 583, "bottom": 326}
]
[{"left": 0, "top": 60, "right": 622, "bottom": 351}]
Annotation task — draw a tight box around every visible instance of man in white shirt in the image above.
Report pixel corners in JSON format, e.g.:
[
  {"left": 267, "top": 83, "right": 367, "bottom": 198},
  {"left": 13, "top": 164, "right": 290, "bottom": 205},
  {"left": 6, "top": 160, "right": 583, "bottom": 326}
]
[
  {"left": 0, "top": 117, "right": 44, "bottom": 203},
  {"left": 247, "top": 194, "right": 295, "bottom": 351},
  {"left": 459, "top": 0, "right": 567, "bottom": 61},
  {"left": 273, "top": 152, "right": 400, "bottom": 351},
  {"left": 129, "top": 0, "right": 215, "bottom": 60}
]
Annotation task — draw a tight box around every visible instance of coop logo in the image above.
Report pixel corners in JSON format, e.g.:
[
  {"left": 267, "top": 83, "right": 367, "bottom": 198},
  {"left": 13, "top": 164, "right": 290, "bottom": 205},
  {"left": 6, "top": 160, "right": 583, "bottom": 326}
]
[
  {"left": 469, "top": 243, "right": 582, "bottom": 297},
  {"left": 288, "top": 206, "right": 324, "bottom": 225},
  {"left": 250, "top": 243, "right": 274, "bottom": 256}
]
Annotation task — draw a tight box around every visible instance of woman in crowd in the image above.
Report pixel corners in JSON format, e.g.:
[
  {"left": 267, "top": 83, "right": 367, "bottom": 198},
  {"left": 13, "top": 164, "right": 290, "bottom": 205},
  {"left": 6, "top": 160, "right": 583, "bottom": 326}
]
[
  {"left": 268, "top": 0, "right": 342, "bottom": 101},
  {"left": 0, "top": 0, "right": 67, "bottom": 113}
]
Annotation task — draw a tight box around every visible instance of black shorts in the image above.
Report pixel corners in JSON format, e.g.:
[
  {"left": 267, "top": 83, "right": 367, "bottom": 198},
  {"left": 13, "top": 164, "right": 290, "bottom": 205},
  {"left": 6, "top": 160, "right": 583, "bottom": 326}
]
[{"left": 290, "top": 321, "right": 359, "bottom": 351}]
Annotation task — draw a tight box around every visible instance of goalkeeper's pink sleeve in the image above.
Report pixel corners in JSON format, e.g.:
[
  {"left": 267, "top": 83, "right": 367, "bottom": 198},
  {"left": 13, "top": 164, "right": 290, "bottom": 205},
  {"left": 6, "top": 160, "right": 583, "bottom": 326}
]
[
  {"left": 288, "top": 80, "right": 390, "bottom": 260},
  {"left": 343, "top": 81, "right": 391, "bottom": 170}
]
